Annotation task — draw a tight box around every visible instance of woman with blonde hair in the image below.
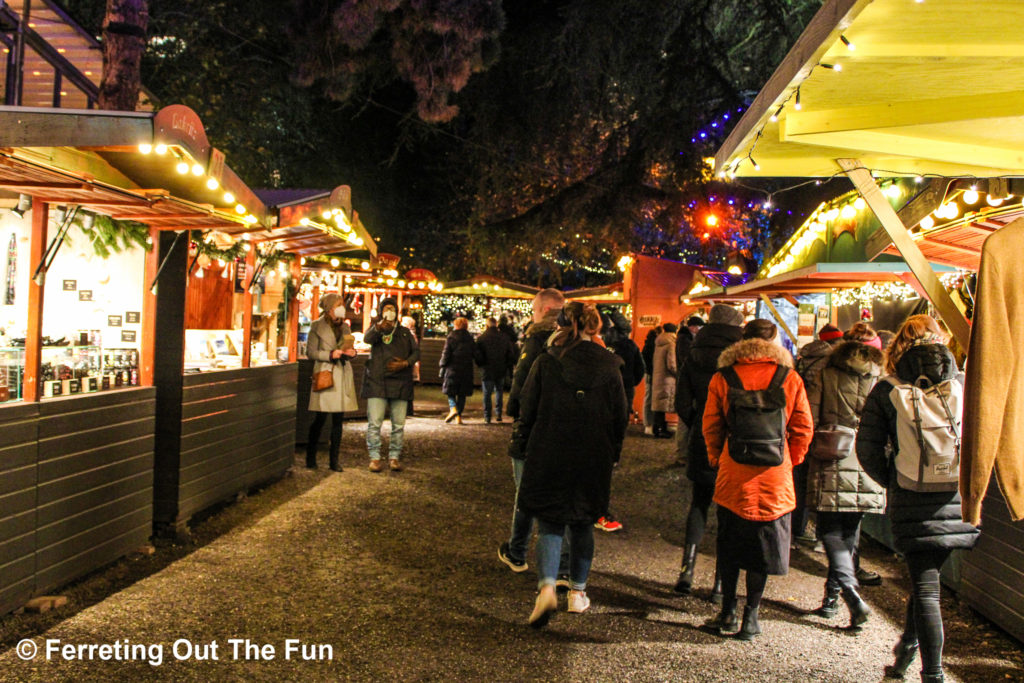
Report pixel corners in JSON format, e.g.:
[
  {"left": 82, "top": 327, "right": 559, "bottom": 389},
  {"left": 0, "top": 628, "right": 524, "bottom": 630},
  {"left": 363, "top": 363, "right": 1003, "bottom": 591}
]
[
  {"left": 856, "top": 314, "right": 979, "bottom": 682},
  {"left": 514, "top": 302, "right": 628, "bottom": 627}
]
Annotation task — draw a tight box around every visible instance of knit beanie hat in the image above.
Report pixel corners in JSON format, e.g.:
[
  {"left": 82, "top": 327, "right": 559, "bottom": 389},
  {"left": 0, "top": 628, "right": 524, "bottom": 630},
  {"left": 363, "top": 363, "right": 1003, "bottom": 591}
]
[
  {"left": 818, "top": 323, "right": 843, "bottom": 342},
  {"left": 708, "top": 303, "right": 744, "bottom": 327},
  {"left": 686, "top": 316, "right": 705, "bottom": 327}
]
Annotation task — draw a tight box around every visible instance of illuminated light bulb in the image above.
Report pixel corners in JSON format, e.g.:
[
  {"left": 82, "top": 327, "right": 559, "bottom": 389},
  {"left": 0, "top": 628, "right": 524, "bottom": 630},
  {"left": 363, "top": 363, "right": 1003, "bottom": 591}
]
[
  {"left": 300, "top": 257, "right": 306, "bottom": 265},
  {"left": 841, "top": 204, "right": 857, "bottom": 219},
  {"left": 361, "top": 261, "right": 370, "bottom": 270},
  {"left": 330, "top": 258, "right": 340, "bottom": 267},
  {"left": 353, "top": 237, "right": 364, "bottom": 246},
  {"left": 217, "top": 259, "right": 225, "bottom": 267},
  {"left": 206, "top": 177, "right": 219, "bottom": 190},
  {"left": 705, "top": 214, "right": 718, "bottom": 227},
  {"left": 191, "top": 164, "right": 203, "bottom": 176},
  {"left": 223, "top": 192, "right": 235, "bottom": 204},
  {"left": 138, "top": 144, "right": 153, "bottom": 154},
  {"left": 243, "top": 242, "right": 251, "bottom": 252},
  {"left": 222, "top": 265, "right": 230, "bottom": 279},
  {"left": 826, "top": 208, "right": 839, "bottom": 221},
  {"left": 397, "top": 280, "right": 405, "bottom": 288},
  {"left": 914, "top": 176, "right": 924, "bottom": 183},
  {"left": 245, "top": 214, "right": 258, "bottom": 224},
  {"left": 376, "top": 277, "right": 384, "bottom": 284},
  {"left": 418, "top": 281, "right": 426, "bottom": 289},
  {"left": 727, "top": 265, "right": 743, "bottom": 275},
  {"left": 155, "top": 144, "right": 168, "bottom": 155},
  {"left": 763, "top": 200, "right": 772, "bottom": 209},
  {"left": 794, "top": 87, "right": 802, "bottom": 111},
  {"left": 986, "top": 195, "right": 1005, "bottom": 207},
  {"left": 853, "top": 197, "right": 866, "bottom": 210},
  {"left": 299, "top": 217, "right": 310, "bottom": 226},
  {"left": 920, "top": 215, "right": 935, "bottom": 230},
  {"left": 840, "top": 35, "right": 855, "bottom": 51},
  {"left": 195, "top": 267, "right": 204, "bottom": 279},
  {"left": 885, "top": 185, "right": 902, "bottom": 199},
  {"left": 962, "top": 190, "right": 979, "bottom": 205},
  {"left": 407, "top": 282, "right": 416, "bottom": 289},
  {"left": 322, "top": 210, "right": 332, "bottom": 219},
  {"left": 176, "top": 161, "right": 189, "bottom": 174}
]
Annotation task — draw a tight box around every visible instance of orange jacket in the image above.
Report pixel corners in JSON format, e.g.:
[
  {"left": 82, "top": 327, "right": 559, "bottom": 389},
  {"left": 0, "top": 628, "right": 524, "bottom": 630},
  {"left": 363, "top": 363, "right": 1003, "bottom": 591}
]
[{"left": 703, "top": 338, "right": 814, "bottom": 521}]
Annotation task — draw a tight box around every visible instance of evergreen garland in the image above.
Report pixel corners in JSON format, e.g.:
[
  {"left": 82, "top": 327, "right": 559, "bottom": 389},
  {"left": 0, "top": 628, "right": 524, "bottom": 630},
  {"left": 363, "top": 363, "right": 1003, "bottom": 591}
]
[{"left": 68, "top": 214, "right": 152, "bottom": 258}]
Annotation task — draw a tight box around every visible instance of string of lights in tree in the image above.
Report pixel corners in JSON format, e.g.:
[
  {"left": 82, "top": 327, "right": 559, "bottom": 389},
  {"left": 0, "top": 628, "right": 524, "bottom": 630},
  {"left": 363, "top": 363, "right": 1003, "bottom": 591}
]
[
  {"left": 540, "top": 252, "right": 617, "bottom": 276},
  {"left": 689, "top": 105, "right": 746, "bottom": 146}
]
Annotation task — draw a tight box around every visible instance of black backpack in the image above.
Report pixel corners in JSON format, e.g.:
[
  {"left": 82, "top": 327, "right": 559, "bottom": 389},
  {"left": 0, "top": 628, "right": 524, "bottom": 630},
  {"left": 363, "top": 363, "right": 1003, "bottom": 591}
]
[{"left": 720, "top": 364, "right": 789, "bottom": 467}]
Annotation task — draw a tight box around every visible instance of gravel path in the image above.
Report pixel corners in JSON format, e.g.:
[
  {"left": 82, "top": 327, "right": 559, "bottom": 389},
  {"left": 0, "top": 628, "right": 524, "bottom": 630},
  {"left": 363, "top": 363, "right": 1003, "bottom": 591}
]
[{"left": 1, "top": 388, "right": 1022, "bottom": 682}]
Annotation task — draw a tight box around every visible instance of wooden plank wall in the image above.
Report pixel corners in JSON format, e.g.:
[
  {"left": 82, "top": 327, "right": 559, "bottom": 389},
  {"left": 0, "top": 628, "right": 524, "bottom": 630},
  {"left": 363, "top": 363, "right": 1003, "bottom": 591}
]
[
  {"left": 0, "top": 403, "right": 40, "bottom": 615},
  {"left": 960, "top": 481, "right": 1024, "bottom": 644},
  {"left": 34, "top": 389, "right": 155, "bottom": 594},
  {"left": 177, "top": 364, "right": 296, "bottom": 523}
]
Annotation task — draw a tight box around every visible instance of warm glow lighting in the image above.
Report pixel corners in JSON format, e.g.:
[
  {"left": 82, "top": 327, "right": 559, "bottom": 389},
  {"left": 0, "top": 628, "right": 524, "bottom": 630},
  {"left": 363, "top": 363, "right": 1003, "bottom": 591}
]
[
  {"left": 938, "top": 202, "right": 959, "bottom": 220},
  {"left": 920, "top": 215, "right": 935, "bottom": 230},
  {"left": 361, "top": 261, "right": 370, "bottom": 270},
  {"left": 330, "top": 258, "right": 340, "bottom": 267},
  {"left": 223, "top": 192, "right": 235, "bottom": 204},
  {"left": 195, "top": 267, "right": 204, "bottom": 279},
  {"left": 155, "top": 144, "right": 168, "bottom": 155},
  {"left": 705, "top": 214, "right": 719, "bottom": 227},
  {"left": 300, "top": 217, "right": 311, "bottom": 226},
  {"left": 322, "top": 210, "right": 332, "bottom": 219},
  {"left": 243, "top": 243, "right": 251, "bottom": 252},
  {"left": 884, "top": 185, "right": 902, "bottom": 199},
  {"left": 206, "top": 177, "right": 219, "bottom": 190},
  {"left": 962, "top": 190, "right": 979, "bottom": 205},
  {"left": 138, "top": 144, "right": 152, "bottom": 154},
  {"left": 176, "top": 161, "right": 189, "bottom": 174},
  {"left": 191, "top": 164, "right": 203, "bottom": 176},
  {"left": 986, "top": 195, "right": 1005, "bottom": 207},
  {"left": 841, "top": 204, "right": 857, "bottom": 219},
  {"left": 853, "top": 197, "right": 866, "bottom": 210},
  {"left": 398, "top": 280, "right": 406, "bottom": 288},
  {"left": 727, "top": 265, "right": 743, "bottom": 275},
  {"left": 235, "top": 204, "right": 247, "bottom": 214}
]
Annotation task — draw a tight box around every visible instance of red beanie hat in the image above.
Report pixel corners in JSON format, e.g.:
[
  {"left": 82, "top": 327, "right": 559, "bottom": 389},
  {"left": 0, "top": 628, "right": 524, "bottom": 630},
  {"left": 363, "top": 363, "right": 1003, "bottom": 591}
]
[{"left": 818, "top": 324, "right": 843, "bottom": 342}]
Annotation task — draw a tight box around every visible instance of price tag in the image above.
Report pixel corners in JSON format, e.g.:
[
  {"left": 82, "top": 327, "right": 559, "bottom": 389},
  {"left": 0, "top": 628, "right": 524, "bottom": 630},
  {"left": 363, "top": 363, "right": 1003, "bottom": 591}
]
[
  {"left": 79, "top": 290, "right": 93, "bottom": 301},
  {"left": 121, "top": 330, "right": 137, "bottom": 343},
  {"left": 63, "top": 280, "right": 77, "bottom": 291},
  {"left": 108, "top": 315, "right": 123, "bottom": 327},
  {"left": 125, "top": 311, "right": 141, "bottom": 324}
]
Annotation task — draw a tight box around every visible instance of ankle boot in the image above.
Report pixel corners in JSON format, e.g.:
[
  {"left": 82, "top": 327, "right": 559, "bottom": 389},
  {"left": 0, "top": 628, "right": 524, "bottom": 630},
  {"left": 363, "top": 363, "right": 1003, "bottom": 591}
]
[
  {"left": 842, "top": 587, "right": 871, "bottom": 628},
  {"left": 305, "top": 444, "right": 318, "bottom": 469},
  {"left": 920, "top": 673, "right": 944, "bottom": 683},
  {"left": 704, "top": 600, "right": 738, "bottom": 633},
  {"left": 329, "top": 452, "right": 343, "bottom": 472},
  {"left": 883, "top": 639, "right": 919, "bottom": 679},
  {"left": 735, "top": 605, "right": 761, "bottom": 641},
  {"left": 710, "top": 571, "right": 723, "bottom": 605},
  {"left": 812, "top": 585, "right": 841, "bottom": 619},
  {"left": 673, "top": 544, "right": 698, "bottom": 594}
]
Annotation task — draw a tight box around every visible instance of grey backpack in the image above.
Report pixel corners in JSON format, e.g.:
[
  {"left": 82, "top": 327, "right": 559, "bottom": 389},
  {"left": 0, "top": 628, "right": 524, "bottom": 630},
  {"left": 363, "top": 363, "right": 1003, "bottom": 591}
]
[{"left": 884, "top": 375, "right": 963, "bottom": 492}]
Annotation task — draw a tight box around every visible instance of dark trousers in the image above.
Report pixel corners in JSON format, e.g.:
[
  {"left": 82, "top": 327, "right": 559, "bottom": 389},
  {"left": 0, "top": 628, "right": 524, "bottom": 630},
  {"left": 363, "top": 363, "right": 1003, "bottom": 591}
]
[
  {"left": 792, "top": 462, "right": 810, "bottom": 536},
  {"left": 684, "top": 481, "right": 715, "bottom": 547},
  {"left": 447, "top": 393, "right": 467, "bottom": 415},
  {"left": 816, "top": 511, "right": 864, "bottom": 592},
  {"left": 902, "top": 549, "right": 952, "bottom": 677},
  {"left": 307, "top": 411, "right": 343, "bottom": 467},
  {"left": 653, "top": 411, "right": 668, "bottom": 433}
]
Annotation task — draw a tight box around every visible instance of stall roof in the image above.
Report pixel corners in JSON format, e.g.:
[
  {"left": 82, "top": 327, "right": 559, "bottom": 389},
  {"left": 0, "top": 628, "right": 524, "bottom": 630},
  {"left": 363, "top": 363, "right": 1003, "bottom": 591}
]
[
  {"left": 258, "top": 186, "right": 378, "bottom": 259},
  {"left": 714, "top": 0, "right": 1024, "bottom": 179},
  {"left": 563, "top": 282, "right": 626, "bottom": 303},
  {"left": 441, "top": 276, "right": 540, "bottom": 299},
  {"left": 693, "top": 261, "right": 956, "bottom": 302}
]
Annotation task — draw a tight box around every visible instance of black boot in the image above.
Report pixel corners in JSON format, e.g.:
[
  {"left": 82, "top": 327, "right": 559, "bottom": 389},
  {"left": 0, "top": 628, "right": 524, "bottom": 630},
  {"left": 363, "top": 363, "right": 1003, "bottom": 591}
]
[
  {"left": 704, "top": 600, "right": 738, "bottom": 633},
  {"left": 673, "top": 544, "right": 698, "bottom": 594},
  {"left": 842, "top": 587, "right": 871, "bottom": 628},
  {"left": 710, "top": 571, "right": 723, "bottom": 605},
  {"left": 305, "top": 444, "right": 318, "bottom": 469},
  {"left": 812, "top": 585, "right": 841, "bottom": 619},
  {"left": 735, "top": 605, "right": 761, "bottom": 641},
  {"left": 883, "top": 639, "right": 919, "bottom": 679},
  {"left": 329, "top": 452, "right": 343, "bottom": 472},
  {"left": 920, "top": 673, "right": 944, "bottom": 683}
]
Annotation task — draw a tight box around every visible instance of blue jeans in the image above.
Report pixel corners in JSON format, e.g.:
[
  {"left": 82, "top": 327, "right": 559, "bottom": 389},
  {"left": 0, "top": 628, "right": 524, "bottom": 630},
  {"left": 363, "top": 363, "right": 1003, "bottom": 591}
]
[
  {"left": 508, "top": 459, "right": 569, "bottom": 573},
  {"left": 366, "top": 397, "right": 408, "bottom": 461},
  {"left": 482, "top": 379, "right": 503, "bottom": 420},
  {"left": 536, "top": 519, "right": 594, "bottom": 591},
  {"left": 446, "top": 393, "right": 467, "bottom": 415}
]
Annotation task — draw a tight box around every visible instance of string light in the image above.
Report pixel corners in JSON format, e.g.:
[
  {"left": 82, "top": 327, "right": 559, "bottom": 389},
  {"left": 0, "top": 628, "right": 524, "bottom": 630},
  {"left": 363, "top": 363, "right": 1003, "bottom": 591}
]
[{"left": 840, "top": 35, "right": 855, "bottom": 51}]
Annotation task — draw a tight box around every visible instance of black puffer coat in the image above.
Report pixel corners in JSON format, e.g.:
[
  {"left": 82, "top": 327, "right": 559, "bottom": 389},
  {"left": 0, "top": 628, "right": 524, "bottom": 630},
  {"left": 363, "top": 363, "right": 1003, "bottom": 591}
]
[
  {"left": 856, "top": 344, "right": 980, "bottom": 553},
  {"left": 474, "top": 327, "right": 516, "bottom": 382},
  {"left": 673, "top": 327, "right": 695, "bottom": 414},
  {"left": 506, "top": 312, "right": 558, "bottom": 421},
  {"left": 439, "top": 328, "right": 476, "bottom": 396},
  {"left": 675, "top": 322, "right": 744, "bottom": 486},
  {"left": 514, "top": 341, "right": 628, "bottom": 525}
]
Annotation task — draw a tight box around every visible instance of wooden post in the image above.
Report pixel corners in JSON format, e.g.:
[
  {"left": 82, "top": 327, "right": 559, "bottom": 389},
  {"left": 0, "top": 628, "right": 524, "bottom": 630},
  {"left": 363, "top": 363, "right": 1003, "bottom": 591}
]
[
  {"left": 362, "top": 291, "right": 372, "bottom": 332},
  {"left": 759, "top": 294, "right": 798, "bottom": 347},
  {"left": 310, "top": 285, "right": 320, "bottom": 321},
  {"left": 288, "top": 257, "right": 301, "bottom": 363},
  {"left": 838, "top": 159, "right": 971, "bottom": 349},
  {"left": 23, "top": 201, "right": 47, "bottom": 402},
  {"left": 241, "top": 244, "right": 256, "bottom": 368},
  {"left": 140, "top": 225, "right": 159, "bottom": 386}
]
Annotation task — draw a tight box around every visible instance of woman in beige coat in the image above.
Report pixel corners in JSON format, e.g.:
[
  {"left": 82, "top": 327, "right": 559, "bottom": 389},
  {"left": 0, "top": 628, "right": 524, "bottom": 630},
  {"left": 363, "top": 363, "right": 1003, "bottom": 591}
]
[
  {"left": 306, "top": 293, "right": 359, "bottom": 471},
  {"left": 651, "top": 323, "right": 678, "bottom": 438}
]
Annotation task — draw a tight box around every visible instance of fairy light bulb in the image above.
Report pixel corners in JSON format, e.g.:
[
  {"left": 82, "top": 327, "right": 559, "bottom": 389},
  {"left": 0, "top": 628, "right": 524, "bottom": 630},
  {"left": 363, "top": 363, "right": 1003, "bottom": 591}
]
[
  {"left": 191, "top": 164, "right": 203, "bottom": 176},
  {"left": 154, "top": 144, "right": 168, "bottom": 155},
  {"left": 138, "top": 144, "right": 152, "bottom": 154},
  {"left": 176, "top": 161, "right": 189, "bottom": 174},
  {"left": 920, "top": 215, "right": 935, "bottom": 230},
  {"left": 206, "top": 177, "right": 219, "bottom": 190},
  {"left": 962, "top": 189, "right": 979, "bottom": 205}
]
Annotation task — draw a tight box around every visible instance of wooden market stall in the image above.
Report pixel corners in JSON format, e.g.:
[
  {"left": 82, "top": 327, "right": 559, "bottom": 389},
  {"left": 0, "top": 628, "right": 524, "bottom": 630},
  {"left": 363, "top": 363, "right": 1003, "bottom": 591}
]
[{"left": 712, "top": 0, "right": 1024, "bottom": 642}]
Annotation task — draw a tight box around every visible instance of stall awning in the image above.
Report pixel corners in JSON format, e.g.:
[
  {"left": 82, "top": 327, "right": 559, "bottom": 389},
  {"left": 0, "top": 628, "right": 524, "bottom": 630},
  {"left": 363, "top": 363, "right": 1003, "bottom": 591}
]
[
  {"left": 563, "top": 282, "right": 625, "bottom": 303},
  {"left": 441, "top": 276, "right": 539, "bottom": 299},
  {"left": 693, "top": 261, "right": 956, "bottom": 302},
  {"left": 715, "top": 0, "right": 1024, "bottom": 179},
  {"left": 261, "top": 186, "right": 378, "bottom": 259}
]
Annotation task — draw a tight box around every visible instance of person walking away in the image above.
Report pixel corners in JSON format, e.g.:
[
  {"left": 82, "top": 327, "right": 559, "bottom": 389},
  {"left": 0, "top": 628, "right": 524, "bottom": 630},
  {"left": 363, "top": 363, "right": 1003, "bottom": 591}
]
[
  {"left": 601, "top": 309, "right": 644, "bottom": 423},
  {"left": 498, "top": 288, "right": 566, "bottom": 573},
  {"left": 475, "top": 317, "right": 516, "bottom": 423},
  {"left": 672, "top": 304, "right": 744, "bottom": 599},
  {"left": 362, "top": 297, "right": 419, "bottom": 472},
  {"left": 401, "top": 315, "right": 420, "bottom": 416},
  {"left": 513, "top": 302, "right": 628, "bottom": 627},
  {"left": 856, "top": 314, "right": 978, "bottom": 682},
  {"left": 702, "top": 319, "right": 813, "bottom": 640},
  {"left": 440, "top": 317, "right": 476, "bottom": 424},
  {"left": 673, "top": 316, "right": 704, "bottom": 465},
  {"left": 792, "top": 323, "right": 845, "bottom": 547},
  {"left": 805, "top": 324, "right": 885, "bottom": 627},
  {"left": 651, "top": 323, "right": 678, "bottom": 438},
  {"left": 305, "top": 293, "right": 358, "bottom": 471},
  {"left": 641, "top": 326, "right": 661, "bottom": 435},
  {"left": 498, "top": 314, "right": 519, "bottom": 349}
]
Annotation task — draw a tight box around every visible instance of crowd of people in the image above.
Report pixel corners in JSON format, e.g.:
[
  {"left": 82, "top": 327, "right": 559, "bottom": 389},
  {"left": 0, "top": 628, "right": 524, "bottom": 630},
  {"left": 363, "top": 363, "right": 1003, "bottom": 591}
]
[{"left": 304, "top": 289, "right": 975, "bottom": 682}]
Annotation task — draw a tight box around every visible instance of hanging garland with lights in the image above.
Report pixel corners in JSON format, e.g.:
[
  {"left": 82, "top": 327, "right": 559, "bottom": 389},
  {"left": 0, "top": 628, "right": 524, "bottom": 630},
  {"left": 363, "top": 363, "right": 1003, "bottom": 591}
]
[
  {"left": 423, "top": 295, "right": 533, "bottom": 334},
  {"left": 831, "top": 272, "right": 966, "bottom": 308},
  {"left": 67, "top": 214, "right": 151, "bottom": 258}
]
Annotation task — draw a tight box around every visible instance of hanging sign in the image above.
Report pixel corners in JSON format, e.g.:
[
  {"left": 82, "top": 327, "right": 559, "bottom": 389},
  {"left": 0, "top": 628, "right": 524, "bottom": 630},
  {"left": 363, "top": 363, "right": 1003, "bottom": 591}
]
[{"left": 639, "top": 314, "right": 662, "bottom": 327}]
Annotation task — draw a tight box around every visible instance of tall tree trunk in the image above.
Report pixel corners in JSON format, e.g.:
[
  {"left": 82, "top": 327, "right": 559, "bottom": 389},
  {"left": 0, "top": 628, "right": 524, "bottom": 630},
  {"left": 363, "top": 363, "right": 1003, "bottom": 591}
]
[{"left": 98, "top": 0, "right": 149, "bottom": 111}]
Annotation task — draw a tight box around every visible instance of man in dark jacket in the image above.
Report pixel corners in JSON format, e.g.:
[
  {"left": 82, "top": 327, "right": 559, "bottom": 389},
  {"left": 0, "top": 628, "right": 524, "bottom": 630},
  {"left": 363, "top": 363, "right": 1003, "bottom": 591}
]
[
  {"left": 673, "top": 315, "right": 705, "bottom": 464},
  {"left": 362, "top": 297, "right": 420, "bottom": 472},
  {"left": 672, "top": 303, "right": 744, "bottom": 597},
  {"left": 791, "top": 322, "right": 844, "bottom": 545},
  {"left": 498, "top": 314, "right": 519, "bottom": 349},
  {"left": 601, "top": 308, "right": 645, "bottom": 413},
  {"left": 641, "top": 327, "right": 661, "bottom": 435},
  {"left": 475, "top": 317, "right": 517, "bottom": 423},
  {"left": 498, "top": 288, "right": 565, "bottom": 572}
]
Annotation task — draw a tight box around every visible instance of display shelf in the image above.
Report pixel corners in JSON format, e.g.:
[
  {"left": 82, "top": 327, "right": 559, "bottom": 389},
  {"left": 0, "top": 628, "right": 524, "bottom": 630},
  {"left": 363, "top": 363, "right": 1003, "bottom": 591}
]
[{"left": 0, "top": 344, "right": 141, "bottom": 401}]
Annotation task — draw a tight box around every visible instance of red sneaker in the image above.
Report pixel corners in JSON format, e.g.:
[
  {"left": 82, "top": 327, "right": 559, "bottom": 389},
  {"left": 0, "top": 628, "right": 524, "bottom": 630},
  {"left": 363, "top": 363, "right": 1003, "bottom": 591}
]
[{"left": 594, "top": 515, "right": 623, "bottom": 532}]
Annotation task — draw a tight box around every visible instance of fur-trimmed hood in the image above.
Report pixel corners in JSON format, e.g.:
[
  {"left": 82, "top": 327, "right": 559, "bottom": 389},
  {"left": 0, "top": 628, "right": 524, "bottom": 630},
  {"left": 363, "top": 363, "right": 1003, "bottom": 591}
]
[
  {"left": 827, "top": 340, "right": 883, "bottom": 377},
  {"left": 718, "top": 338, "right": 793, "bottom": 369}
]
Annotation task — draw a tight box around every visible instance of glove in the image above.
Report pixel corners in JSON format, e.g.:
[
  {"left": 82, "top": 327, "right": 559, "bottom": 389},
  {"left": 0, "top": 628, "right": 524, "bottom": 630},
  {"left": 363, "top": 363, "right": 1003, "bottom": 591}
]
[{"left": 386, "top": 358, "right": 408, "bottom": 372}]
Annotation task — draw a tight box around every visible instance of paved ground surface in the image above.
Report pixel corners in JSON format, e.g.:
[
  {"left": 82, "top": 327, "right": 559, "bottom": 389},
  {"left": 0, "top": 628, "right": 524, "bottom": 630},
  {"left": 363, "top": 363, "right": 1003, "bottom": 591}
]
[{"left": 1, "top": 386, "right": 1022, "bottom": 682}]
